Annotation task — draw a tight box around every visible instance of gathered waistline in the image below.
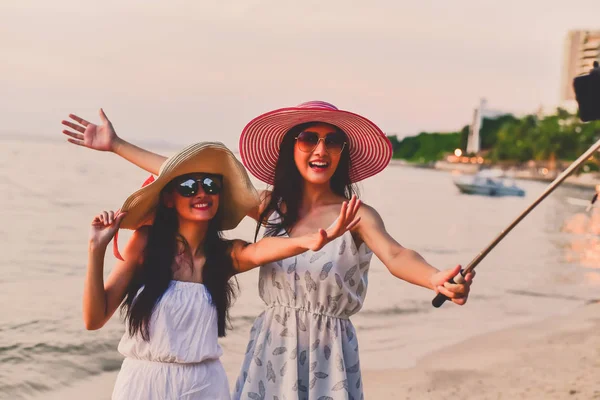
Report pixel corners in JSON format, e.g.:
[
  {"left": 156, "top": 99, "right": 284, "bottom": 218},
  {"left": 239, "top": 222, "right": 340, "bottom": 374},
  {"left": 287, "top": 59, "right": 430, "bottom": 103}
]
[
  {"left": 266, "top": 303, "right": 350, "bottom": 320},
  {"left": 122, "top": 357, "right": 220, "bottom": 367}
]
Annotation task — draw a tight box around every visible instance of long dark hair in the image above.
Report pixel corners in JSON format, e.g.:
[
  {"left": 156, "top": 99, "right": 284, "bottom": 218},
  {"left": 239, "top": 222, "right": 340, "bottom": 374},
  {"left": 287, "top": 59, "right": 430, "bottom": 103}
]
[
  {"left": 121, "top": 182, "right": 237, "bottom": 340},
  {"left": 255, "top": 122, "right": 358, "bottom": 240}
]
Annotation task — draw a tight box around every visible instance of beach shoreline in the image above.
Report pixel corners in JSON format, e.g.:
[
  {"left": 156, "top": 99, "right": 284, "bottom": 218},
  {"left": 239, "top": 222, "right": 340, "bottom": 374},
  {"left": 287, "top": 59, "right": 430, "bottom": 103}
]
[
  {"left": 36, "top": 301, "right": 600, "bottom": 400},
  {"left": 389, "top": 159, "right": 600, "bottom": 190}
]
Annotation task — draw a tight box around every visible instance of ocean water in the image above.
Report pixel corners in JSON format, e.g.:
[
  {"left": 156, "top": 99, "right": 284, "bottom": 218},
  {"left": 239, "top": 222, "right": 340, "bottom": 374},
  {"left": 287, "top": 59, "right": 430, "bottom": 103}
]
[{"left": 1, "top": 137, "right": 598, "bottom": 399}]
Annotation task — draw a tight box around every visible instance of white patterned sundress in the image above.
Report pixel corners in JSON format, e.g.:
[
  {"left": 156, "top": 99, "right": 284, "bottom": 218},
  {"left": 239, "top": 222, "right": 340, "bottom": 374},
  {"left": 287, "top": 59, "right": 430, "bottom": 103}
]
[{"left": 233, "top": 214, "right": 374, "bottom": 400}]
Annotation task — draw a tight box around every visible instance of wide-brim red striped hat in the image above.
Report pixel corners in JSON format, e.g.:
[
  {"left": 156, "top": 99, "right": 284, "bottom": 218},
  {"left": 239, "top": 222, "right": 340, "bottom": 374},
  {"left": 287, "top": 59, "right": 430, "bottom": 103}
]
[{"left": 239, "top": 101, "right": 393, "bottom": 184}]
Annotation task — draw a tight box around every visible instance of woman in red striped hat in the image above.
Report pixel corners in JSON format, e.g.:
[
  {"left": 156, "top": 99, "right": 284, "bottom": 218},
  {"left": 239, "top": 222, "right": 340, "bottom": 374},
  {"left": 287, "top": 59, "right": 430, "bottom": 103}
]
[{"left": 62, "top": 102, "right": 474, "bottom": 399}]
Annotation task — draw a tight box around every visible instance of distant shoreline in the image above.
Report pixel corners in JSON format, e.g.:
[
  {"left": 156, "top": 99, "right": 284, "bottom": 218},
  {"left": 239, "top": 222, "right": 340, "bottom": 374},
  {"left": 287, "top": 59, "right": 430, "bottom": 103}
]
[{"left": 390, "top": 159, "right": 600, "bottom": 189}]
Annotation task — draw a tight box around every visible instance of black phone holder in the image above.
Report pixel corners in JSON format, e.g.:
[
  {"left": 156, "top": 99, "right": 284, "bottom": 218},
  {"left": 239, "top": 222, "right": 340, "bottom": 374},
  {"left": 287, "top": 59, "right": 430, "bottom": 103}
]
[{"left": 574, "top": 61, "right": 600, "bottom": 122}]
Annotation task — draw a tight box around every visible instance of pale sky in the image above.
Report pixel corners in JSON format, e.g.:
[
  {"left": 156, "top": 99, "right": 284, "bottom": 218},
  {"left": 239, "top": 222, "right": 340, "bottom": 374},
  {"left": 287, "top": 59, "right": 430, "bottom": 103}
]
[{"left": 1, "top": 0, "right": 599, "bottom": 150}]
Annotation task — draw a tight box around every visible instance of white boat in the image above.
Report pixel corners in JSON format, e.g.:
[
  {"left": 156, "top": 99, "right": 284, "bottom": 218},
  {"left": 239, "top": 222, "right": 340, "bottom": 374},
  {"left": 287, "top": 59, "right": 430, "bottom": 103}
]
[{"left": 454, "top": 170, "right": 525, "bottom": 197}]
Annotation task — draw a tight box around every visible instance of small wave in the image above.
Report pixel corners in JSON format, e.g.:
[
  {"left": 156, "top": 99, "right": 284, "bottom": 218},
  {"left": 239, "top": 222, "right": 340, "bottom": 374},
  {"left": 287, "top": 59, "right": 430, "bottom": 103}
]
[
  {"left": 0, "top": 337, "right": 121, "bottom": 400},
  {"left": 359, "top": 304, "right": 428, "bottom": 317},
  {"left": 506, "top": 289, "right": 591, "bottom": 302}
]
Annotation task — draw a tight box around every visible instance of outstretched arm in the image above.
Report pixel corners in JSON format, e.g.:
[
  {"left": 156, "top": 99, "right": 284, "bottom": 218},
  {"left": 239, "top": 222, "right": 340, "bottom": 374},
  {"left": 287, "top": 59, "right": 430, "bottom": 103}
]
[
  {"left": 62, "top": 109, "right": 166, "bottom": 175},
  {"left": 354, "top": 205, "right": 474, "bottom": 305},
  {"left": 84, "top": 210, "right": 145, "bottom": 330},
  {"left": 231, "top": 196, "right": 361, "bottom": 273}
]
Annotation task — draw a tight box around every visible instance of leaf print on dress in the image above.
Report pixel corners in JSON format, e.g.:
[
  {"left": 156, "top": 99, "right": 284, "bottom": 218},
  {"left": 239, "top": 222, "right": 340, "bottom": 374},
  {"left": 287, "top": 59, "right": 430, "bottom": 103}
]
[
  {"left": 347, "top": 326, "right": 355, "bottom": 341},
  {"left": 336, "top": 355, "right": 345, "bottom": 372},
  {"left": 299, "top": 350, "right": 307, "bottom": 366},
  {"left": 254, "top": 355, "right": 263, "bottom": 367},
  {"left": 284, "top": 280, "right": 297, "bottom": 300},
  {"left": 280, "top": 328, "right": 294, "bottom": 337},
  {"left": 253, "top": 344, "right": 264, "bottom": 366},
  {"left": 280, "top": 361, "right": 288, "bottom": 377},
  {"left": 332, "top": 379, "right": 348, "bottom": 391},
  {"left": 260, "top": 380, "right": 267, "bottom": 398},
  {"left": 248, "top": 379, "right": 266, "bottom": 400},
  {"left": 293, "top": 379, "right": 308, "bottom": 392},
  {"left": 274, "top": 310, "right": 289, "bottom": 327},
  {"left": 356, "top": 280, "right": 365, "bottom": 297},
  {"left": 323, "top": 345, "right": 331, "bottom": 360},
  {"left": 304, "top": 271, "right": 317, "bottom": 293},
  {"left": 267, "top": 361, "right": 276, "bottom": 383},
  {"left": 346, "top": 361, "right": 360, "bottom": 373},
  {"left": 319, "top": 262, "right": 334, "bottom": 280},
  {"left": 309, "top": 251, "right": 326, "bottom": 263},
  {"left": 271, "top": 268, "right": 283, "bottom": 290},
  {"left": 259, "top": 276, "right": 266, "bottom": 298},
  {"left": 297, "top": 313, "right": 307, "bottom": 332},
  {"left": 344, "top": 265, "right": 358, "bottom": 286},
  {"left": 338, "top": 238, "right": 347, "bottom": 255},
  {"left": 287, "top": 258, "right": 297, "bottom": 274},
  {"left": 327, "top": 293, "right": 342, "bottom": 304},
  {"left": 272, "top": 346, "right": 287, "bottom": 356},
  {"left": 310, "top": 338, "right": 321, "bottom": 352},
  {"left": 334, "top": 273, "right": 343, "bottom": 289}
]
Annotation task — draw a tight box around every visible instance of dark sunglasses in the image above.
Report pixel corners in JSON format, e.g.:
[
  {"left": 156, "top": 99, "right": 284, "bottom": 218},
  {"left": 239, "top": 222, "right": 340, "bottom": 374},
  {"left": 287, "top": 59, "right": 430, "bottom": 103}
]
[
  {"left": 295, "top": 131, "right": 347, "bottom": 155},
  {"left": 174, "top": 174, "right": 223, "bottom": 197}
]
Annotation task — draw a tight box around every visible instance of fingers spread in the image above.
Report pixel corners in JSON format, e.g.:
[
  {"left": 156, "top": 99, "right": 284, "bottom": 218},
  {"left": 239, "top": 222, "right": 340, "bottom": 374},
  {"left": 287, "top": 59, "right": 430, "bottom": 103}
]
[
  {"left": 69, "top": 114, "right": 90, "bottom": 127},
  {"left": 62, "top": 120, "right": 85, "bottom": 133},
  {"left": 62, "top": 129, "right": 84, "bottom": 140}
]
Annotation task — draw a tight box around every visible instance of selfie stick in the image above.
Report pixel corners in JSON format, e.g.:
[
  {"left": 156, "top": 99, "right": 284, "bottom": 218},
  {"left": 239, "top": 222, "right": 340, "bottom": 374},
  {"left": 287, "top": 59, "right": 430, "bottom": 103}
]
[{"left": 432, "top": 136, "right": 600, "bottom": 308}]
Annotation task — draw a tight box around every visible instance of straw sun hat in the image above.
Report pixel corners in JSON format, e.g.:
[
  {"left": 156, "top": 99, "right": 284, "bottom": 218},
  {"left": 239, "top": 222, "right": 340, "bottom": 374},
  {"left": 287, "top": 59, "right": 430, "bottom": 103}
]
[{"left": 118, "top": 142, "right": 259, "bottom": 232}]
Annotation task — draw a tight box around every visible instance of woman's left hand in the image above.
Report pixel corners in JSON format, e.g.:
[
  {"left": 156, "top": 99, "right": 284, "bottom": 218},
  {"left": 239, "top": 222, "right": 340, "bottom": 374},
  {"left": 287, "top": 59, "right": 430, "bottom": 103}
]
[
  {"left": 430, "top": 265, "right": 475, "bottom": 305},
  {"left": 302, "top": 195, "right": 361, "bottom": 252}
]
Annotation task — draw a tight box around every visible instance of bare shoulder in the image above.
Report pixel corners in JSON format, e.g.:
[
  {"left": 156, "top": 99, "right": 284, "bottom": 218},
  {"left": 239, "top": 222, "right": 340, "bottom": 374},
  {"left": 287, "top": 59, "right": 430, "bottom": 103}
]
[
  {"left": 121, "top": 226, "right": 151, "bottom": 264},
  {"left": 356, "top": 202, "right": 383, "bottom": 223},
  {"left": 131, "top": 225, "right": 150, "bottom": 245}
]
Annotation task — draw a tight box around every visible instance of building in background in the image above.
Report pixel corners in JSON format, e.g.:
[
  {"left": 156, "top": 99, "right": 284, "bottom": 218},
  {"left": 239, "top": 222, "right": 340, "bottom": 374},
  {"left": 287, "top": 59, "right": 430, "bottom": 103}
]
[{"left": 561, "top": 30, "right": 600, "bottom": 103}]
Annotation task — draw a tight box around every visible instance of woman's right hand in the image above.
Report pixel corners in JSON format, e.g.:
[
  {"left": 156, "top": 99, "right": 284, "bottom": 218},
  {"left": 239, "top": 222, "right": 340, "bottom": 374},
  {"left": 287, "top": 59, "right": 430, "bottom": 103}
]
[
  {"left": 89, "top": 211, "right": 127, "bottom": 249},
  {"left": 62, "top": 109, "right": 119, "bottom": 152}
]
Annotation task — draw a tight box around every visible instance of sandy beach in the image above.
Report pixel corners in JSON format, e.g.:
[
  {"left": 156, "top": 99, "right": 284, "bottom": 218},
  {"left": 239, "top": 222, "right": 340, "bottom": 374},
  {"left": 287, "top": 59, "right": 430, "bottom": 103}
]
[
  {"left": 37, "top": 301, "right": 600, "bottom": 400},
  {"left": 363, "top": 301, "right": 600, "bottom": 400}
]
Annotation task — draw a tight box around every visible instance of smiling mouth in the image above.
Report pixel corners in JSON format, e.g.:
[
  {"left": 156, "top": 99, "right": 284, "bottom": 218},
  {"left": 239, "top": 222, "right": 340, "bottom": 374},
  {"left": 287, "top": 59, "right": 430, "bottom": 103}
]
[
  {"left": 309, "top": 161, "right": 330, "bottom": 169},
  {"left": 191, "top": 201, "right": 212, "bottom": 210}
]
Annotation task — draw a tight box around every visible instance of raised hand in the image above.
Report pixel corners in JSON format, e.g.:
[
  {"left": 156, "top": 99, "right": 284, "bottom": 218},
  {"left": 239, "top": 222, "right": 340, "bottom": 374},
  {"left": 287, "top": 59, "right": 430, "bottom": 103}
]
[
  {"left": 62, "top": 109, "right": 118, "bottom": 152},
  {"left": 303, "top": 195, "right": 362, "bottom": 252},
  {"left": 89, "top": 210, "right": 127, "bottom": 249}
]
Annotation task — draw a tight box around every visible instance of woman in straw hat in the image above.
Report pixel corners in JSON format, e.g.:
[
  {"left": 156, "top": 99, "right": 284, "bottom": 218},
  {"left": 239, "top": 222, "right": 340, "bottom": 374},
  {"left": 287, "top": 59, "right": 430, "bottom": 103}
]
[
  {"left": 63, "top": 102, "right": 474, "bottom": 399},
  {"left": 83, "top": 142, "right": 360, "bottom": 399}
]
